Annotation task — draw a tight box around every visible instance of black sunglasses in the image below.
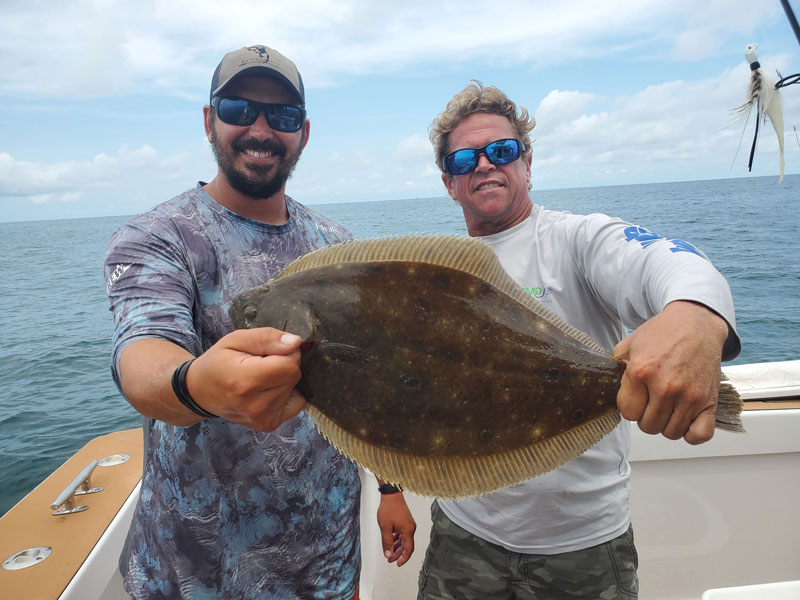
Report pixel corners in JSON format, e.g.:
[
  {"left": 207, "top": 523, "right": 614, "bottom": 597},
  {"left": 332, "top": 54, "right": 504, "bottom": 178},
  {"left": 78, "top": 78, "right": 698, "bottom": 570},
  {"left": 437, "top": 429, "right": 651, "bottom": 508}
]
[
  {"left": 211, "top": 96, "right": 306, "bottom": 132},
  {"left": 444, "top": 138, "right": 524, "bottom": 175}
]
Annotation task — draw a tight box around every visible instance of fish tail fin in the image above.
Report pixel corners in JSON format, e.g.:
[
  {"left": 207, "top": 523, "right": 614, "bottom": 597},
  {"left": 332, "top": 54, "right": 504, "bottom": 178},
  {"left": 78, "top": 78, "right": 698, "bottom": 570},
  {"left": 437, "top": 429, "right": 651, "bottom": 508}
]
[{"left": 715, "top": 376, "right": 746, "bottom": 433}]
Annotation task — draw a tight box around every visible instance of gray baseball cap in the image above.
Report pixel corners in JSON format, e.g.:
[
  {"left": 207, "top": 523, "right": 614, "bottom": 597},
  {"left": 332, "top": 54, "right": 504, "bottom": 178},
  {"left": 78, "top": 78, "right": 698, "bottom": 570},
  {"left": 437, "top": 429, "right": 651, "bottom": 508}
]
[{"left": 210, "top": 45, "right": 305, "bottom": 106}]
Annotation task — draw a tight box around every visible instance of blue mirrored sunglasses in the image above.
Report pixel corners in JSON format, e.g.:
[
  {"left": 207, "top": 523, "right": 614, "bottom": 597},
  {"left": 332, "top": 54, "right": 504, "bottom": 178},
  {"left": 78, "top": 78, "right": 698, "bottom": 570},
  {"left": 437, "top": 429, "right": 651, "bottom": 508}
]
[
  {"left": 211, "top": 96, "right": 306, "bottom": 132},
  {"left": 444, "top": 138, "right": 524, "bottom": 175}
]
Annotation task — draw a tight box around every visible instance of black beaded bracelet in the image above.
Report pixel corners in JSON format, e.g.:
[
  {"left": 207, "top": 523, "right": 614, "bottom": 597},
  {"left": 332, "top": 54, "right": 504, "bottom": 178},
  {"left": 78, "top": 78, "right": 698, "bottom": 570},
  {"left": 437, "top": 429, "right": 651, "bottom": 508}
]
[{"left": 171, "top": 359, "right": 218, "bottom": 419}]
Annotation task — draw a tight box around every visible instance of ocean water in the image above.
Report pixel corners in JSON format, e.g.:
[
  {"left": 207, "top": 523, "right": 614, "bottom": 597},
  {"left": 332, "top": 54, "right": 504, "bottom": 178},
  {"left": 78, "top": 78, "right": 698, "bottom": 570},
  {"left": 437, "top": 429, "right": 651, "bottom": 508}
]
[{"left": 1, "top": 175, "right": 798, "bottom": 516}]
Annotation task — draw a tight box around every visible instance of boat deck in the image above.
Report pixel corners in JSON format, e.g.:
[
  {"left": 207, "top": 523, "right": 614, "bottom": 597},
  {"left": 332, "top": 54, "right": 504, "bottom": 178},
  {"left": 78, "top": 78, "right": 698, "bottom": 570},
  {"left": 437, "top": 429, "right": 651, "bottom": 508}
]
[
  {"left": 0, "top": 429, "right": 142, "bottom": 600},
  {"left": 1, "top": 361, "right": 798, "bottom": 599}
]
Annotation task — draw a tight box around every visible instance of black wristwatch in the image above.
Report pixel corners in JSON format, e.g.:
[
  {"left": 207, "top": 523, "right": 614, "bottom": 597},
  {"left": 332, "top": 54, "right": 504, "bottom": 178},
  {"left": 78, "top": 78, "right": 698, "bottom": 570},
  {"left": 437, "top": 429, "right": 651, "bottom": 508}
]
[{"left": 378, "top": 482, "right": 403, "bottom": 495}]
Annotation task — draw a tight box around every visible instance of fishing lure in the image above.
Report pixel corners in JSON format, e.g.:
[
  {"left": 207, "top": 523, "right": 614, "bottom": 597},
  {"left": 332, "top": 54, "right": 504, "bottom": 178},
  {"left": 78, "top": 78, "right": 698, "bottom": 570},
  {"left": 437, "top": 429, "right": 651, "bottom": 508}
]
[{"left": 733, "top": 44, "right": 785, "bottom": 182}]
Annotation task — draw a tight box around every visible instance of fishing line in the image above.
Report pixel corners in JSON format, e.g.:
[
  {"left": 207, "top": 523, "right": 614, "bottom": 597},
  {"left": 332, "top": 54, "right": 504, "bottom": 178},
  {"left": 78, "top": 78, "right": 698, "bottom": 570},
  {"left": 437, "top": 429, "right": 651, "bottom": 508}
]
[
  {"left": 775, "top": 72, "right": 800, "bottom": 89},
  {"left": 776, "top": 0, "right": 799, "bottom": 90}
]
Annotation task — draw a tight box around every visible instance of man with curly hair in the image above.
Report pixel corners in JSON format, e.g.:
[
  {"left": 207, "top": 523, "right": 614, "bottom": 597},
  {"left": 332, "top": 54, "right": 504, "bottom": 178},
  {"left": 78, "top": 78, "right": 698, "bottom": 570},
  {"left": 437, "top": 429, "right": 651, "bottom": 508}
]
[{"left": 416, "top": 82, "right": 741, "bottom": 599}]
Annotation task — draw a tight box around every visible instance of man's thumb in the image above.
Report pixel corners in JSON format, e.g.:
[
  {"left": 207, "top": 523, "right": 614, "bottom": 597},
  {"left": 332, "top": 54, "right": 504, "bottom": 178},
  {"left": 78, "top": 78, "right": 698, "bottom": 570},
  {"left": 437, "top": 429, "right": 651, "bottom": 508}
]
[{"left": 226, "top": 327, "right": 301, "bottom": 357}]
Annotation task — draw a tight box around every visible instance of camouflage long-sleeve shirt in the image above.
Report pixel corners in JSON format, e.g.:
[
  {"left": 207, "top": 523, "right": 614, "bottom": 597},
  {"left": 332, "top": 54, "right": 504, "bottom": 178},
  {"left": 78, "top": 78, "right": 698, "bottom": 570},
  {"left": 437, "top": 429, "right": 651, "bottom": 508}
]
[{"left": 105, "top": 185, "right": 360, "bottom": 600}]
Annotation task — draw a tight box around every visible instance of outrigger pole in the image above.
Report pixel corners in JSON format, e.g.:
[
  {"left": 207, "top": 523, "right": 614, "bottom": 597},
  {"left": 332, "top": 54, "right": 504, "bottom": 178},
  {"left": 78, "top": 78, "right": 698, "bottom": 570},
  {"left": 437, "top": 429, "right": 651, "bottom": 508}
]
[{"left": 779, "top": 0, "right": 800, "bottom": 47}]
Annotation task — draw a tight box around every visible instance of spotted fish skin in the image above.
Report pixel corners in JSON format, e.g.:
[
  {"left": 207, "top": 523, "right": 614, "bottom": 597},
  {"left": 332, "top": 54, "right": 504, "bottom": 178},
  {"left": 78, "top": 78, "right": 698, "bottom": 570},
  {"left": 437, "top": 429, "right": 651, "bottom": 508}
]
[
  {"left": 231, "top": 261, "right": 624, "bottom": 457},
  {"left": 228, "top": 235, "right": 743, "bottom": 498}
]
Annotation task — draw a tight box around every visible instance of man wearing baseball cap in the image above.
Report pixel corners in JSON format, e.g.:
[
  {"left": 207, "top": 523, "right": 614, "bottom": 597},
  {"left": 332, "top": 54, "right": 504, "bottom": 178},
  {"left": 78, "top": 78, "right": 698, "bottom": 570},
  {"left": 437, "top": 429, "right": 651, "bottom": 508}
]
[{"left": 104, "top": 45, "right": 416, "bottom": 599}]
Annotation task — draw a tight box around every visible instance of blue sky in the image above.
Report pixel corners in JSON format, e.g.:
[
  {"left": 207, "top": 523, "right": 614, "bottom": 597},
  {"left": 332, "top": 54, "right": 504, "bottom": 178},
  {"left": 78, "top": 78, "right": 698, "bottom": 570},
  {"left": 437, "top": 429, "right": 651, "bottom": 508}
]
[{"left": 1, "top": 0, "right": 799, "bottom": 223}]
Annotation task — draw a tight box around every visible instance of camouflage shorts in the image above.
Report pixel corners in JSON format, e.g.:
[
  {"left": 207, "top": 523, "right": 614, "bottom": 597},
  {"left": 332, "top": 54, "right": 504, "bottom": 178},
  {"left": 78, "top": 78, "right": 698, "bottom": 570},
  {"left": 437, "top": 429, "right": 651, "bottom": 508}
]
[{"left": 417, "top": 502, "right": 638, "bottom": 599}]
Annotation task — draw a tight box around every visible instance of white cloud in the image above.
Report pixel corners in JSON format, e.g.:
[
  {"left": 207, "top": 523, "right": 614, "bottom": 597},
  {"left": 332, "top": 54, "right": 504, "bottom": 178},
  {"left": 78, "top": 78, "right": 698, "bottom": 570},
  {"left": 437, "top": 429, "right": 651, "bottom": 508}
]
[
  {"left": 534, "top": 90, "right": 597, "bottom": 135},
  {"left": 0, "top": 146, "right": 160, "bottom": 196},
  {"left": 61, "top": 192, "right": 83, "bottom": 203},
  {"left": 529, "top": 55, "right": 797, "bottom": 182},
  {"left": 30, "top": 194, "right": 53, "bottom": 205},
  {"left": 393, "top": 134, "right": 433, "bottom": 166},
  {"left": 671, "top": 28, "right": 720, "bottom": 61},
  {"left": 0, "top": 0, "right": 795, "bottom": 221},
  {"left": 0, "top": 145, "right": 203, "bottom": 219},
  {"left": 0, "top": 0, "right": 782, "bottom": 98}
]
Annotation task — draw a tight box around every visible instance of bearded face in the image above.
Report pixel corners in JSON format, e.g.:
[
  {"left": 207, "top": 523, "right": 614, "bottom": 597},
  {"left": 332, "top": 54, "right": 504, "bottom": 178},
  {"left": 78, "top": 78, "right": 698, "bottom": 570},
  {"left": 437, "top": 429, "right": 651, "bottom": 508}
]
[{"left": 209, "top": 113, "right": 304, "bottom": 200}]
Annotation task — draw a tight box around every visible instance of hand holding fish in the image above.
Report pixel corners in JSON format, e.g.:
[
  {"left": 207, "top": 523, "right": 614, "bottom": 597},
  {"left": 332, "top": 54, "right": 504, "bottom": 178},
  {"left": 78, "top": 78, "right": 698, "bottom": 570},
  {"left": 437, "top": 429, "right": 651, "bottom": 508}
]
[
  {"left": 186, "top": 328, "right": 306, "bottom": 431},
  {"left": 118, "top": 331, "right": 304, "bottom": 430},
  {"left": 614, "top": 300, "right": 730, "bottom": 445}
]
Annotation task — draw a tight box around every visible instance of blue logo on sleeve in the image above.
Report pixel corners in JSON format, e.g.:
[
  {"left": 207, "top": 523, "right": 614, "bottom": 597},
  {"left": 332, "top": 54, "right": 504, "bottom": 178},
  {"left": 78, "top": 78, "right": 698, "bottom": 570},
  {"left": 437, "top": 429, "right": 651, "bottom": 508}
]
[{"left": 623, "top": 226, "right": 705, "bottom": 258}]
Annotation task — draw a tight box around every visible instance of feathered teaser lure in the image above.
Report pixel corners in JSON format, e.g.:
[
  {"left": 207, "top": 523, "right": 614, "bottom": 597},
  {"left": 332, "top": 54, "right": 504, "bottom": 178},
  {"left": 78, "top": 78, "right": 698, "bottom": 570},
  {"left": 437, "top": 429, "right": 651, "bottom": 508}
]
[{"left": 734, "top": 44, "right": 785, "bottom": 182}]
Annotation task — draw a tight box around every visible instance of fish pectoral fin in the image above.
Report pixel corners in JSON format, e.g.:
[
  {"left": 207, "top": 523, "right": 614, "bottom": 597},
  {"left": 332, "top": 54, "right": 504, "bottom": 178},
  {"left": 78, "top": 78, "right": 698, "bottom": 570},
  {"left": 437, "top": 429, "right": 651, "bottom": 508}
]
[{"left": 320, "top": 342, "right": 375, "bottom": 364}]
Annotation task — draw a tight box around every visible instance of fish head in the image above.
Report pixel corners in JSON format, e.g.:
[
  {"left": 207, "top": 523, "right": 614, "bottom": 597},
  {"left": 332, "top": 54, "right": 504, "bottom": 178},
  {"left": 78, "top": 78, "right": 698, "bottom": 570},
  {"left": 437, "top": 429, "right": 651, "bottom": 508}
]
[
  {"left": 229, "top": 281, "right": 325, "bottom": 399},
  {"left": 229, "top": 282, "right": 319, "bottom": 342}
]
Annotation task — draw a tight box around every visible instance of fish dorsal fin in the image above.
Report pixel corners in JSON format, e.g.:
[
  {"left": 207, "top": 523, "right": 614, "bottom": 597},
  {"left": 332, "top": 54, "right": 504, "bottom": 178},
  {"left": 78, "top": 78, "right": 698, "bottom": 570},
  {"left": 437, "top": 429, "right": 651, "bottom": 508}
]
[{"left": 282, "top": 234, "right": 610, "bottom": 355}]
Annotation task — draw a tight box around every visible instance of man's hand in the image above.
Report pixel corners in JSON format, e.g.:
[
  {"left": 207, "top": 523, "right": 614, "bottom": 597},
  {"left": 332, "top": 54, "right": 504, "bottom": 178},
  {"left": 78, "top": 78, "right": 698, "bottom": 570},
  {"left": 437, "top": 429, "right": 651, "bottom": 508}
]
[
  {"left": 187, "top": 328, "right": 305, "bottom": 431},
  {"left": 377, "top": 491, "right": 416, "bottom": 567},
  {"left": 118, "top": 328, "right": 305, "bottom": 432},
  {"left": 613, "top": 300, "right": 729, "bottom": 445}
]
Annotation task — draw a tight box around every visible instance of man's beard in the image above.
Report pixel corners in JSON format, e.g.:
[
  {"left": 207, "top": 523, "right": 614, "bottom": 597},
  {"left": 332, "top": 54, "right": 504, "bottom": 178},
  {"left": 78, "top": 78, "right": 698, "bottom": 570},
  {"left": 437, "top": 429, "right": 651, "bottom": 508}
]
[{"left": 210, "top": 127, "right": 303, "bottom": 200}]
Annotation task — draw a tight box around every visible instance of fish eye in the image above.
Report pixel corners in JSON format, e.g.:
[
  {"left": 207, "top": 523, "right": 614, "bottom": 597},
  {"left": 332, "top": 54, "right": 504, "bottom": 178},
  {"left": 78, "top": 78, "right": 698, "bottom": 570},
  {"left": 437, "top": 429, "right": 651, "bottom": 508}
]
[{"left": 244, "top": 305, "right": 258, "bottom": 320}]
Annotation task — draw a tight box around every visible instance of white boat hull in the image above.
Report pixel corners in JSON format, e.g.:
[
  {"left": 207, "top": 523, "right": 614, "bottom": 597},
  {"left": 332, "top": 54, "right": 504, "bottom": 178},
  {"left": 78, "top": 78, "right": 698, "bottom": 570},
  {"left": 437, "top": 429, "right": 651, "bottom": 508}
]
[{"left": 362, "top": 361, "right": 800, "bottom": 599}]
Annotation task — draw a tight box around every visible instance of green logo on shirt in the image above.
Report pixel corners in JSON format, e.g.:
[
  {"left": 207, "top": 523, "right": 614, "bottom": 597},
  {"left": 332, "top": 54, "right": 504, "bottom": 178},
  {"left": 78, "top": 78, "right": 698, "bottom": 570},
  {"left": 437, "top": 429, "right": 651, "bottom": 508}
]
[{"left": 523, "top": 286, "right": 551, "bottom": 298}]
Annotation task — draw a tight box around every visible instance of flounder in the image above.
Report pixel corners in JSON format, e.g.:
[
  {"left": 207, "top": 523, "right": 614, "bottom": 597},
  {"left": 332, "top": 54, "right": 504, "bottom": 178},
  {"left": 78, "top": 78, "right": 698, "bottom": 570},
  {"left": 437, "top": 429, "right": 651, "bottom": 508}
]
[{"left": 229, "top": 234, "right": 744, "bottom": 499}]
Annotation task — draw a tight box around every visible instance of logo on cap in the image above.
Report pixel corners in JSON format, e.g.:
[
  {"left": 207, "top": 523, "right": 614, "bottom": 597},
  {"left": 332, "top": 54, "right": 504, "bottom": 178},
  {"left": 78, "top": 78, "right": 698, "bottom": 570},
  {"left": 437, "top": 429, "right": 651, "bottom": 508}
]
[{"left": 241, "top": 45, "right": 270, "bottom": 65}]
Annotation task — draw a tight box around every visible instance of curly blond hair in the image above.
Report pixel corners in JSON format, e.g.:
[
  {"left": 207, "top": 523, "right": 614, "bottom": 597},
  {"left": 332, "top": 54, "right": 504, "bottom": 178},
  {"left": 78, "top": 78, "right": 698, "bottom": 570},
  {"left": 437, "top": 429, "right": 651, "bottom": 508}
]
[{"left": 429, "top": 81, "right": 535, "bottom": 187}]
